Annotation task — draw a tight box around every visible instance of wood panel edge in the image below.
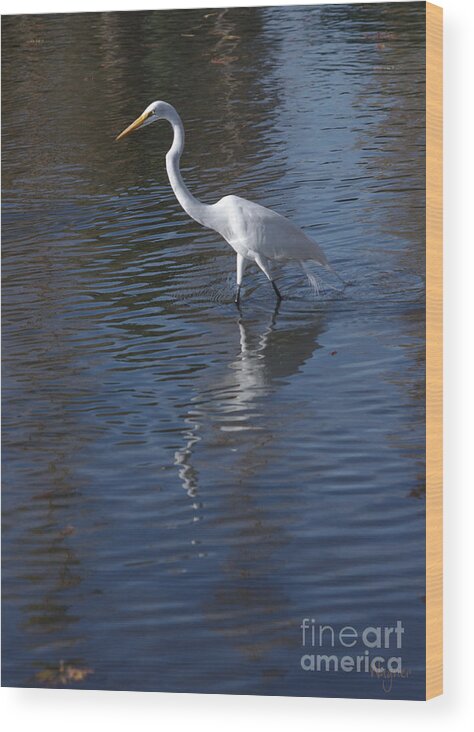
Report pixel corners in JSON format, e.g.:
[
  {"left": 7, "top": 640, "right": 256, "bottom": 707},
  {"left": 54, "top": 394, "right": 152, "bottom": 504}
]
[{"left": 425, "top": 0, "right": 443, "bottom": 701}]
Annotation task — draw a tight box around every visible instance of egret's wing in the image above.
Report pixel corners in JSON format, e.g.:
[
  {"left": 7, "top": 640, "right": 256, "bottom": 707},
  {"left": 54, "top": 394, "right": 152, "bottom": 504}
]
[{"left": 212, "top": 196, "right": 329, "bottom": 267}]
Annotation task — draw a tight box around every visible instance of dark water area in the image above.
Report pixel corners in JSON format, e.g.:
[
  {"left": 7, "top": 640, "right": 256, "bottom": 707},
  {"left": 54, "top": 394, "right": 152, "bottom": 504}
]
[{"left": 2, "top": 4, "right": 426, "bottom": 699}]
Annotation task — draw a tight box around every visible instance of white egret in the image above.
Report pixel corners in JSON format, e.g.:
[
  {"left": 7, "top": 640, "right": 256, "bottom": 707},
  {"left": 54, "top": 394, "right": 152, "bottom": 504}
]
[{"left": 116, "top": 101, "right": 337, "bottom": 303}]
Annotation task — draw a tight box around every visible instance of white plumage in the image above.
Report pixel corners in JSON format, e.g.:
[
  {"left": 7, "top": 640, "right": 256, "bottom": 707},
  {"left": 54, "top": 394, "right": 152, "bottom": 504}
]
[{"left": 117, "top": 100, "right": 334, "bottom": 303}]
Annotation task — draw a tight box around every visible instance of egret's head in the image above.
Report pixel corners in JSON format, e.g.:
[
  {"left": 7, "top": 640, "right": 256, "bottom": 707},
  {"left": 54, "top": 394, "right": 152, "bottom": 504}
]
[{"left": 115, "top": 101, "right": 172, "bottom": 141}]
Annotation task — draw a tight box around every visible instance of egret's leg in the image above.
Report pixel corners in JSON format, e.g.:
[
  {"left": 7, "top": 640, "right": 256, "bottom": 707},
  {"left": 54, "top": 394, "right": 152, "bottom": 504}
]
[
  {"left": 271, "top": 280, "right": 283, "bottom": 300},
  {"left": 254, "top": 253, "right": 283, "bottom": 301},
  {"left": 235, "top": 253, "right": 247, "bottom": 305}
]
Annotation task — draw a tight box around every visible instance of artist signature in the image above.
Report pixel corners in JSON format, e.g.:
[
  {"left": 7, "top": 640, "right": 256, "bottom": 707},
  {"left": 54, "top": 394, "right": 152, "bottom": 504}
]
[{"left": 371, "top": 667, "right": 411, "bottom": 694}]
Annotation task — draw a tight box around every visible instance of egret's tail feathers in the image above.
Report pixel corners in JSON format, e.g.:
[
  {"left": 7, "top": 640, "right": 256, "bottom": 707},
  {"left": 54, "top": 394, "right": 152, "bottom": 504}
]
[
  {"left": 301, "top": 260, "right": 347, "bottom": 296},
  {"left": 307, "top": 270, "right": 322, "bottom": 296},
  {"left": 301, "top": 262, "right": 323, "bottom": 296}
]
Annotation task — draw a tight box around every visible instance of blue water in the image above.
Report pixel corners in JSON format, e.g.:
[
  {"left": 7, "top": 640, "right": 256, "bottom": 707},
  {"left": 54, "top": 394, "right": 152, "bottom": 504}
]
[{"left": 2, "top": 4, "right": 426, "bottom": 699}]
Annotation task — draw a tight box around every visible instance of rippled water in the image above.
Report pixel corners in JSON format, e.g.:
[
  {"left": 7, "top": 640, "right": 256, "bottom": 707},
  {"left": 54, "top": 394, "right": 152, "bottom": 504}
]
[{"left": 2, "top": 5, "right": 426, "bottom": 698}]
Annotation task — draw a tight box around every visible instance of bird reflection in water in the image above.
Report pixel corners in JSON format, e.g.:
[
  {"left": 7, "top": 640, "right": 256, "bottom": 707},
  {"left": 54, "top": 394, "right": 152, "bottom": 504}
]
[
  {"left": 174, "top": 302, "right": 324, "bottom": 521},
  {"left": 174, "top": 301, "right": 325, "bottom": 501},
  {"left": 174, "top": 303, "right": 286, "bottom": 507}
]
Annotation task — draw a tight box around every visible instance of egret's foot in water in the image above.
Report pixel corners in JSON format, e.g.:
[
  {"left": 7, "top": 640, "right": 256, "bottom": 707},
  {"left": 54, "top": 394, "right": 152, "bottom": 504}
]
[
  {"left": 271, "top": 280, "right": 283, "bottom": 301},
  {"left": 234, "top": 285, "right": 242, "bottom": 306}
]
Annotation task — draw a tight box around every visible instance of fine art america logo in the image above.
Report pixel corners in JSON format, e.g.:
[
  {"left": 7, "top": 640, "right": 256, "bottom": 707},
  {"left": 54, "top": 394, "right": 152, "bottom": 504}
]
[{"left": 300, "top": 618, "right": 410, "bottom": 692}]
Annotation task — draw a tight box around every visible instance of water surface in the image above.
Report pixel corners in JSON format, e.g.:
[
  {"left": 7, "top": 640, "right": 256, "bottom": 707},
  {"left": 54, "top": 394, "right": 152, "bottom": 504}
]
[{"left": 2, "top": 4, "right": 426, "bottom": 699}]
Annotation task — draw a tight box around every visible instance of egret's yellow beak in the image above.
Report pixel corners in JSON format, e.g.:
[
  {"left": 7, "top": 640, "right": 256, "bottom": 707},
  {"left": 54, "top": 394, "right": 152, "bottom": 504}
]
[{"left": 116, "top": 111, "right": 152, "bottom": 141}]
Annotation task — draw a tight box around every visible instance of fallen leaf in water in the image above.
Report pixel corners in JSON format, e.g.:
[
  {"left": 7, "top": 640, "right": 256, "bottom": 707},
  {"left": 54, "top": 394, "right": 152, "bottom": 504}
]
[
  {"left": 35, "top": 669, "right": 58, "bottom": 685},
  {"left": 65, "top": 665, "right": 92, "bottom": 682},
  {"left": 35, "top": 661, "right": 93, "bottom": 686},
  {"left": 330, "top": 351, "right": 338, "bottom": 356},
  {"left": 223, "top": 34, "right": 240, "bottom": 41}
]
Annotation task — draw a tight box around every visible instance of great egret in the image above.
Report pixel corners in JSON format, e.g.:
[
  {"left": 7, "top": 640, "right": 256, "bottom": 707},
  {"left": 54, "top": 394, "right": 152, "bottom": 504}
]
[{"left": 116, "top": 101, "right": 336, "bottom": 303}]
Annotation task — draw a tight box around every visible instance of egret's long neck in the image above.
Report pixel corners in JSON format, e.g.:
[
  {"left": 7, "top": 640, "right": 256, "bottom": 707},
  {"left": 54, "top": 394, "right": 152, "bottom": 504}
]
[{"left": 165, "top": 110, "right": 210, "bottom": 227}]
